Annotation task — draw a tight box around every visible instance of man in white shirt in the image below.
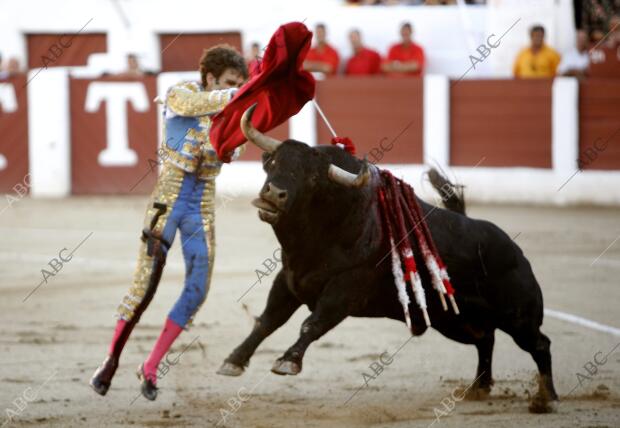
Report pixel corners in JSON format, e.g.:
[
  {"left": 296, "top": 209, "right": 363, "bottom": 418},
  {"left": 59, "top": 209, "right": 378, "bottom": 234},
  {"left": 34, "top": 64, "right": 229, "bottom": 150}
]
[{"left": 558, "top": 30, "right": 590, "bottom": 78}]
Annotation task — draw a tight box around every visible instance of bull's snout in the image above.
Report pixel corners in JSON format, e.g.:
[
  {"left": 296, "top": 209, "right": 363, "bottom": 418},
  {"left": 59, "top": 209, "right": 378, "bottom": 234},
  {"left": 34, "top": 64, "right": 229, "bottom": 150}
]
[
  {"left": 261, "top": 182, "right": 288, "bottom": 210},
  {"left": 253, "top": 181, "right": 287, "bottom": 224}
]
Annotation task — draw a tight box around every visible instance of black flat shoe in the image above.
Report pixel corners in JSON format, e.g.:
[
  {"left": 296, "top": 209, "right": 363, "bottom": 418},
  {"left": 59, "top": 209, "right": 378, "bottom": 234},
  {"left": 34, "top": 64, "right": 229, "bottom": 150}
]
[
  {"left": 89, "top": 356, "right": 118, "bottom": 396},
  {"left": 136, "top": 363, "right": 158, "bottom": 401}
]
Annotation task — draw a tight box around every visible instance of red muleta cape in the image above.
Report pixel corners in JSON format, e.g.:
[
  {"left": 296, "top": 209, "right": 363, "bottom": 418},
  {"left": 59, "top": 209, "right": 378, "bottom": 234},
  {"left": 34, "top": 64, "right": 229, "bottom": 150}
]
[{"left": 210, "top": 22, "right": 316, "bottom": 162}]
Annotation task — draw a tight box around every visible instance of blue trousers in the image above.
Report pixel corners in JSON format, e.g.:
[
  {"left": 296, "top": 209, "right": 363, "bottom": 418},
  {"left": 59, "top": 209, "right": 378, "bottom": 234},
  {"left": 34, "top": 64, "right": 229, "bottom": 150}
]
[{"left": 118, "top": 167, "right": 215, "bottom": 328}]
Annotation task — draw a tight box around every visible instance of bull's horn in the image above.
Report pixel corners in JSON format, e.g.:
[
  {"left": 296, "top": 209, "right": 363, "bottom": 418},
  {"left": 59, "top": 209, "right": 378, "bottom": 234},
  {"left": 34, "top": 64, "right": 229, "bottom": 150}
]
[
  {"left": 240, "top": 103, "right": 282, "bottom": 153},
  {"left": 328, "top": 159, "right": 371, "bottom": 188}
]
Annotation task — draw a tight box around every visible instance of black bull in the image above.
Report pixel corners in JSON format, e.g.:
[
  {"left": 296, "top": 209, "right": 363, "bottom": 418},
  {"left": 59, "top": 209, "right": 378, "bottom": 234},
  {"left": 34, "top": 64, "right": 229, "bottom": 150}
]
[{"left": 217, "top": 106, "right": 558, "bottom": 410}]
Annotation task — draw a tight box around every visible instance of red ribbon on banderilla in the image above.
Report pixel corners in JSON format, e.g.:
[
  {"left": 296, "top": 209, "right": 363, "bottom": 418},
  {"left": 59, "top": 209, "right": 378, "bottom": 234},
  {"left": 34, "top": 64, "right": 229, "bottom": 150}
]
[
  {"left": 311, "top": 99, "right": 357, "bottom": 155},
  {"left": 312, "top": 96, "right": 456, "bottom": 332},
  {"left": 379, "top": 170, "right": 459, "bottom": 331}
]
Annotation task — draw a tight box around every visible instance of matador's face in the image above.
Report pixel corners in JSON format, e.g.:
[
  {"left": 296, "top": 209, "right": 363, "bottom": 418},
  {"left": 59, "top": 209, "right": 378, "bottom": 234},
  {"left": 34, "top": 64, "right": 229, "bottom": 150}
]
[{"left": 206, "top": 68, "right": 244, "bottom": 91}]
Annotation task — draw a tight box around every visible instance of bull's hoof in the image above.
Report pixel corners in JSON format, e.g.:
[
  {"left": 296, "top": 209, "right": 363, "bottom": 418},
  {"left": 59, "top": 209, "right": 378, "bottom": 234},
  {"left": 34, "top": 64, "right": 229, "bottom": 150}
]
[
  {"left": 217, "top": 362, "right": 245, "bottom": 377},
  {"left": 271, "top": 359, "right": 301, "bottom": 376},
  {"left": 528, "top": 392, "right": 558, "bottom": 414},
  {"left": 462, "top": 385, "right": 491, "bottom": 401}
]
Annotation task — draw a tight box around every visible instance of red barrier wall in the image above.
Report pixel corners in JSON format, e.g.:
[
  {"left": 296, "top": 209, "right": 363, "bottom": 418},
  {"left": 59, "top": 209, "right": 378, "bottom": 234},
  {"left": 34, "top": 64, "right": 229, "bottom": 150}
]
[
  {"left": 27, "top": 33, "right": 107, "bottom": 68},
  {"left": 450, "top": 79, "right": 553, "bottom": 168},
  {"left": 6, "top": 75, "right": 619, "bottom": 197},
  {"left": 0, "top": 75, "right": 29, "bottom": 193},
  {"left": 579, "top": 79, "right": 620, "bottom": 170},
  {"left": 70, "top": 76, "right": 159, "bottom": 194},
  {"left": 159, "top": 33, "right": 242, "bottom": 72},
  {"left": 315, "top": 77, "right": 424, "bottom": 164}
]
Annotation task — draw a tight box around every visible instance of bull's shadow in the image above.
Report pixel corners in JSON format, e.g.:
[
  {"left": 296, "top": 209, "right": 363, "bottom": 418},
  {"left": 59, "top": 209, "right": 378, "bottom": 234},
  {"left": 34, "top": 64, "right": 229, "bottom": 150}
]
[{"left": 217, "top": 104, "right": 558, "bottom": 414}]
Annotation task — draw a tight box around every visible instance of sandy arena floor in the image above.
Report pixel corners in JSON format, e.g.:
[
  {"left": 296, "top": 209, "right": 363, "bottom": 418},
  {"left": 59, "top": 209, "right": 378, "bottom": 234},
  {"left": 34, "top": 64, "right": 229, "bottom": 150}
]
[{"left": 0, "top": 195, "right": 619, "bottom": 427}]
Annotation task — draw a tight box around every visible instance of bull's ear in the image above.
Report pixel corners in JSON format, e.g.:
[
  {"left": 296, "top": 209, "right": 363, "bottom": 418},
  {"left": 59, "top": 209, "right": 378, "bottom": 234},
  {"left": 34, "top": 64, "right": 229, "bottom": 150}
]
[{"left": 261, "top": 151, "right": 271, "bottom": 164}]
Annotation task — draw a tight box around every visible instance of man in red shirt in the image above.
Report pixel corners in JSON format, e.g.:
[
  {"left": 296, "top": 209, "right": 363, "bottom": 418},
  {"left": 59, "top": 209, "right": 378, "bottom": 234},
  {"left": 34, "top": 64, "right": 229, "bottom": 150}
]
[
  {"left": 246, "top": 42, "right": 262, "bottom": 78},
  {"left": 345, "top": 29, "right": 381, "bottom": 75},
  {"left": 382, "top": 22, "right": 425, "bottom": 77},
  {"left": 304, "top": 23, "right": 340, "bottom": 75}
]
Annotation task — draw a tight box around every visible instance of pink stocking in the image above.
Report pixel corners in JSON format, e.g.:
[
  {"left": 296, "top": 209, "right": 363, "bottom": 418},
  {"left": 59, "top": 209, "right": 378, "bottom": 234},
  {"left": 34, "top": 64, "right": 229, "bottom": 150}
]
[
  {"left": 143, "top": 318, "right": 183, "bottom": 383},
  {"left": 107, "top": 319, "right": 129, "bottom": 357}
]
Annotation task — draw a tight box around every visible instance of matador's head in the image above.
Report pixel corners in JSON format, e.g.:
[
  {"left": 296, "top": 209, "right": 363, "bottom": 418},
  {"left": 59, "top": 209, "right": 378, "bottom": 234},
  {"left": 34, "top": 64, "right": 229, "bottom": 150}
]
[{"left": 199, "top": 44, "right": 248, "bottom": 91}]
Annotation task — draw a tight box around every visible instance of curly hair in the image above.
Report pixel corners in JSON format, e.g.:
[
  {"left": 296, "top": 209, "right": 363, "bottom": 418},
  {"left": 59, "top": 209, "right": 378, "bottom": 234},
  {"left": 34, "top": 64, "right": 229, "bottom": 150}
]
[{"left": 199, "top": 44, "right": 248, "bottom": 88}]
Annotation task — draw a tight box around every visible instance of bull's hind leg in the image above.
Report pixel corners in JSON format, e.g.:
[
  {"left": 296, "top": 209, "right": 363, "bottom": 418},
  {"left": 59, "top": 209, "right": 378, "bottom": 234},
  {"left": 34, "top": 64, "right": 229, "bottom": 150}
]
[
  {"left": 436, "top": 324, "right": 495, "bottom": 400},
  {"left": 218, "top": 271, "right": 301, "bottom": 376},
  {"left": 510, "top": 328, "right": 558, "bottom": 411},
  {"left": 499, "top": 265, "right": 558, "bottom": 411},
  {"left": 465, "top": 330, "right": 495, "bottom": 399},
  {"left": 533, "top": 332, "right": 558, "bottom": 400}
]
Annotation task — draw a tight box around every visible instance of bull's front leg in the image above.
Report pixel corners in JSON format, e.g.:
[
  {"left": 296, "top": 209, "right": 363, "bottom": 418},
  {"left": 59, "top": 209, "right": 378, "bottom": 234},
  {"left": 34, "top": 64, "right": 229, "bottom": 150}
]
[
  {"left": 271, "top": 276, "right": 353, "bottom": 376},
  {"left": 218, "top": 270, "right": 301, "bottom": 376}
]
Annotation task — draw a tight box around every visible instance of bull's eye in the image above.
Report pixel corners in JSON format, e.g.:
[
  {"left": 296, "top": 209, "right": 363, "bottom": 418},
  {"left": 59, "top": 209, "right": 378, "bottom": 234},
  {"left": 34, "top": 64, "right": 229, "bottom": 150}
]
[{"left": 262, "top": 155, "right": 275, "bottom": 172}]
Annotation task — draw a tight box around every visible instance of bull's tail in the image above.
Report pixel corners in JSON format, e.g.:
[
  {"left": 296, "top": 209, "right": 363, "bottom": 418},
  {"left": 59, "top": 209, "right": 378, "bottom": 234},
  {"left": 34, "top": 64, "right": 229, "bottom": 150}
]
[{"left": 426, "top": 167, "right": 466, "bottom": 215}]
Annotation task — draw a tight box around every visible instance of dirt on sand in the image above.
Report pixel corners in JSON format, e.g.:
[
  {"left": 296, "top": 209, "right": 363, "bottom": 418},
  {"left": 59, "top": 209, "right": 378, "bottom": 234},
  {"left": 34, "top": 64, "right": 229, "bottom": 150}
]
[{"left": 0, "top": 196, "right": 619, "bottom": 427}]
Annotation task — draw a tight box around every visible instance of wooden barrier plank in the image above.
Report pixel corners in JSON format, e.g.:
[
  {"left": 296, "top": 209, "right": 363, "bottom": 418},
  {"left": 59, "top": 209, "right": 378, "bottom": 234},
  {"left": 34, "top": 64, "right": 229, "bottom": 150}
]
[
  {"left": 579, "top": 79, "right": 620, "bottom": 170},
  {"left": 315, "top": 77, "right": 423, "bottom": 164},
  {"left": 450, "top": 79, "right": 552, "bottom": 168}
]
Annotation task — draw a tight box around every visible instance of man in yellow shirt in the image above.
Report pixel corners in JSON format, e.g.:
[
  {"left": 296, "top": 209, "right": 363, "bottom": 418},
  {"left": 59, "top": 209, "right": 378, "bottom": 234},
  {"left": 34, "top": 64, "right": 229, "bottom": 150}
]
[{"left": 513, "top": 25, "right": 561, "bottom": 78}]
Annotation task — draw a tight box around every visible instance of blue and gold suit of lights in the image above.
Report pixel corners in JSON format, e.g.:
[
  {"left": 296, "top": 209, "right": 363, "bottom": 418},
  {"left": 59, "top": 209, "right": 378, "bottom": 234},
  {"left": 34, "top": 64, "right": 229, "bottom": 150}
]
[{"left": 117, "top": 81, "right": 242, "bottom": 328}]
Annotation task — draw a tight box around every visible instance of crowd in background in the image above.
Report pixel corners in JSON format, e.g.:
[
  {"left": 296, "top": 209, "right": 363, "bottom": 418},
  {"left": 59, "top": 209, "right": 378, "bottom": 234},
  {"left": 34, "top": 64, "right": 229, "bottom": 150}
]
[
  {"left": 2, "top": 1, "right": 618, "bottom": 81},
  {"left": 245, "top": 17, "right": 619, "bottom": 79},
  {"left": 345, "top": 0, "right": 486, "bottom": 5},
  {"left": 577, "top": 0, "right": 620, "bottom": 42},
  {"left": 0, "top": 52, "right": 146, "bottom": 80},
  {"left": 247, "top": 22, "right": 425, "bottom": 78},
  {"left": 516, "top": 8, "right": 619, "bottom": 79}
]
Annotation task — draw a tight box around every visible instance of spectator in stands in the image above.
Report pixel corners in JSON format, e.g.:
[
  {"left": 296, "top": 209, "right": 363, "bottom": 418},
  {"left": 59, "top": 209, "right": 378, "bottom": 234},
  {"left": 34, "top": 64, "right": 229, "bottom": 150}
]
[
  {"left": 0, "top": 56, "right": 21, "bottom": 79},
  {"left": 605, "top": 14, "right": 620, "bottom": 48},
  {"left": 424, "top": 0, "right": 457, "bottom": 4},
  {"left": 118, "top": 54, "right": 144, "bottom": 78},
  {"left": 344, "top": 29, "right": 381, "bottom": 75},
  {"left": 558, "top": 30, "right": 590, "bottom": 78},
  {"left": 346, "top": 0, "right": 483, "bottom": 4},
  {"left": 581, "top": 0, "right": 620, "bottom": 44},
  {"left": 513, "top": 25, "right": 561, "bottom": 78},
  {"left": 247, "top": 42, "right": 262, "bottom": 77},
  {"left": 382, "top": 22, "right": 425, "bottom": 77},
  {"left": 304, "top": 23, "right": 340, "bottom": 75}
]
